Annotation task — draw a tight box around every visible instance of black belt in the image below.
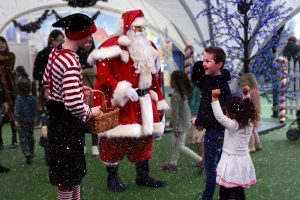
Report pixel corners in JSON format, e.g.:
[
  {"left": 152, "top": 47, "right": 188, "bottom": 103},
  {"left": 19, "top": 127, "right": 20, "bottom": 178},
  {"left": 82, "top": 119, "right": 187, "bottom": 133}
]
[{"left": 136, "top": 88, "right": 149, "bottom": 96}]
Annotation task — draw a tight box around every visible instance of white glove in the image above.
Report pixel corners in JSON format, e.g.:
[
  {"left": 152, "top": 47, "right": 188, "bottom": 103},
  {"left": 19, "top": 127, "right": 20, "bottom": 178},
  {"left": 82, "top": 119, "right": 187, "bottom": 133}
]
[
  {"left": 41, "top": 126, "right": 48, "bottom": 138},
  {"left": 126, "top": 87, "right": 139, "bottom": 102}
]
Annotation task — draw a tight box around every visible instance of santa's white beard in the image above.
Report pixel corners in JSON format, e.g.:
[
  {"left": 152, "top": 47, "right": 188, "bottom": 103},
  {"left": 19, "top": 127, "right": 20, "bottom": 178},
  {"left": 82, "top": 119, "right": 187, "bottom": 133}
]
[{"left": 127, "top": 30, "right": 157, "bottom": 75}]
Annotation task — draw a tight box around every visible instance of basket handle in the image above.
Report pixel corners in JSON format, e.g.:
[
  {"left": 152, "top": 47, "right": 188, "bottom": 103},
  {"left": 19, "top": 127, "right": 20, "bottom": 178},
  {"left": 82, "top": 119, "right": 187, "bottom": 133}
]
[{"left": 92, "top": 89, "right": 107, "bottom": 110}]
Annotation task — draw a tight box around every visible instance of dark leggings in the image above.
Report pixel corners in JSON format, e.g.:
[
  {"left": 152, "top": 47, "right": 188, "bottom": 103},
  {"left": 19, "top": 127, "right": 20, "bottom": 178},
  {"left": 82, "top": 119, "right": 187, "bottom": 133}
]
[{"left": 219, "top": 186, "right": 245, "bottom": 200}]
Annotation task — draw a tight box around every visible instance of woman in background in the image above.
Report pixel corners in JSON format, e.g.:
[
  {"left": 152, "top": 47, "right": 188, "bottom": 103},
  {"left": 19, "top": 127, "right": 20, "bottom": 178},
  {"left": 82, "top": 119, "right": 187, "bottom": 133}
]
[{"left": 0, "top": 36, "right": 17, "bottom": 149}]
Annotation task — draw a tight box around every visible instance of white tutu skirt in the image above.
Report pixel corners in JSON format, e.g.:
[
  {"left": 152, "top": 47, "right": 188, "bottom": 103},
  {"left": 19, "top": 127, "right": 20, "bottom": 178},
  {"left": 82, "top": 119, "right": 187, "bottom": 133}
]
[{"left": 216, "top": 152, "right": 256, "bottom": 188}]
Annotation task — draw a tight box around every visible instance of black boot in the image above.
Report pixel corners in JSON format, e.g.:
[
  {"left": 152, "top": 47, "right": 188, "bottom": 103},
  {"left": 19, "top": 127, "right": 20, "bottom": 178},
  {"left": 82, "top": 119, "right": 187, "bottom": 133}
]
[
  {"left": 106, "top": 165, "right": 127, "bottom": 192},
  {"left": 0, "top": 164, "right": 10, "bottom": 173},
  {"left": 10, "top": 122, "right": 17, "bottom": 148},
  {"left": 135, "top": 160, "right": 166, "bottom": 187}
]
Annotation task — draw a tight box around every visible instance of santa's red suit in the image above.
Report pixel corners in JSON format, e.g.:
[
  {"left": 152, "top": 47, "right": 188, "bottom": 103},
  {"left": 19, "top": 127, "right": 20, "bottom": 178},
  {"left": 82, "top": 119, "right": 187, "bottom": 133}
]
[
  {"left": 88, "top": 11, "right": 169, "bottom": 165},
  {"left": 89, "top": 9, "right": 168, "bottom": 192}
]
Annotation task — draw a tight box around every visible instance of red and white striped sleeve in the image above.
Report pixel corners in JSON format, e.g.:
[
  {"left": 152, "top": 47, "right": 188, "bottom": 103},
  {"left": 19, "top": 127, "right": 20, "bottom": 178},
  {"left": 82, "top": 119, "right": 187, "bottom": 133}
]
[
  {"left": 61, "top": 52, "right": 91, "bottom": 122},
  {"left": 43, "top": 48, "right": 91, "bottom": 122}
]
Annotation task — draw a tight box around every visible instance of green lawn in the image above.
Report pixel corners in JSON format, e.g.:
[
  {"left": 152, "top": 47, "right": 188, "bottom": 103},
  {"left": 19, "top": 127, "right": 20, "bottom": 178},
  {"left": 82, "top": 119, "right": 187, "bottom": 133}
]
[{"left": 0, "top": 98, "right": 300, "bottom": 200}]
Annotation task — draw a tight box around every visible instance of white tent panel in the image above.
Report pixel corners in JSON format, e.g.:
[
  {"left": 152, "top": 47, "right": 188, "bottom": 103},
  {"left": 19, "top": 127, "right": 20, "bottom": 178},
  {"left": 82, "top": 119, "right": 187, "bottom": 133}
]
[{"left": 0, "top": 0, "right": 300, "bottom": 54}]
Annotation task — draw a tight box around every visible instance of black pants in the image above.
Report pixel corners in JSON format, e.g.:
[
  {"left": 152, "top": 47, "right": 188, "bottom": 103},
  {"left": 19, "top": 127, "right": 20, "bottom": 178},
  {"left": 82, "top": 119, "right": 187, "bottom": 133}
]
[
  {"left": 219, "top": 186, "right": 245, "bottom": 200},
  {"left": 91, "top": 133, "right": 98, "bottom": 146}
]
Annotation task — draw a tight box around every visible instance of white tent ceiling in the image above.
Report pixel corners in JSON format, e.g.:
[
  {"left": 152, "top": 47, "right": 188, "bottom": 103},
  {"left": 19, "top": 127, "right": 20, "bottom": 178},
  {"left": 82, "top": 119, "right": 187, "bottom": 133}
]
[{"left": 0, "top": 0, "right": 300, "bottom": 54}]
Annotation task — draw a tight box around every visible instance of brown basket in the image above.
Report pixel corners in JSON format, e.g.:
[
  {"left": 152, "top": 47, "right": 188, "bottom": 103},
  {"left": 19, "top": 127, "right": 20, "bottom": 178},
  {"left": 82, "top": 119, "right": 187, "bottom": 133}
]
[{"left": 90, "top": 90, "right": 119, "bottom": 134}]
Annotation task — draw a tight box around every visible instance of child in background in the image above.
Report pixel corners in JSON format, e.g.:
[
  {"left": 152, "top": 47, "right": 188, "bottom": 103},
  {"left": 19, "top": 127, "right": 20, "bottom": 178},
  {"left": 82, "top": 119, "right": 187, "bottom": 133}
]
[
  {"left": 189, "top": 60, "right": 206, "bottom": 173},
  {"left": 161, "top": 70, "right": 202, "bottom": 171},
  {"left": 77, "top": 37, "right": 99, "bottom": 156},
  {"left": 14, "top": 65, "right": 29, "bottom": 84},
  {"left": 240, "top": 73, "right": 262, "bottom": 152},
  {"left": 39, "top": 86, "right": 49, "bottom": 166},
  {"left": 211, "top": 87, "right": 257, "bottom": 200},
  {"left": 194, "top": 47, "right": 232, "bottom": 200},
  {"left": 14, "top": 78, "right": 37, "bottom": 164}
]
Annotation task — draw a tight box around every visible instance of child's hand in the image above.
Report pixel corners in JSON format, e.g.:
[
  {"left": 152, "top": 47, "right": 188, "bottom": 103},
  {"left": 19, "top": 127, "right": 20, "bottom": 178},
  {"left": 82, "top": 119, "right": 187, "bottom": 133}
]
[
  {"left": 191, "top": 117, "right": 197, "bottom": 125},
  {"left": 242, "top": 85, "right": 250, "bottom": 96},
  {"left": 211, "top": 89, "right": 220, "bottom": 102},
  {"left": 41, "top": 126, "right": 48, "bottom": 138}
]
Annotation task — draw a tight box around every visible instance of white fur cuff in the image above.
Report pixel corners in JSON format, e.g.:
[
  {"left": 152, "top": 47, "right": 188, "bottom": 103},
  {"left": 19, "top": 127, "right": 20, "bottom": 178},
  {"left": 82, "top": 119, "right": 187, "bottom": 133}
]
[
  {"left": 111, "top": 81, "right": 132, "bottom": 107},
  {"left": 149, "top": 90, "right": 158, "bottom": 102},
  {"left": 157, "top": 100, "right": 169, "bottom": 110}
]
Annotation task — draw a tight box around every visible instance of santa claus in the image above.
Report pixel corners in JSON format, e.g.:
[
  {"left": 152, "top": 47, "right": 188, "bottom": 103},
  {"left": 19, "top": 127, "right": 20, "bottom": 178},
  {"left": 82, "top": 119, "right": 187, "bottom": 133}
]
[{"left": 88, "top": 9, "right": 169, "bottom": 192}]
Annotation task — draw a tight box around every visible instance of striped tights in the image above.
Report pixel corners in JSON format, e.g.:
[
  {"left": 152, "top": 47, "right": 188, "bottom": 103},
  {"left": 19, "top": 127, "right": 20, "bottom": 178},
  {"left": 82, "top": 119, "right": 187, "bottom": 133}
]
[{"left": 58, "top": 185, "right": 80, "bottom": 200}]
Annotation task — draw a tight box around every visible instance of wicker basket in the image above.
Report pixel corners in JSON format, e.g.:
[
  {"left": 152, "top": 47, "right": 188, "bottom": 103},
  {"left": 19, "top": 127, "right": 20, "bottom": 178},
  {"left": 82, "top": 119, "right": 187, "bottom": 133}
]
[{"left": 90, "top": 90, "right": 119, "bottom": 134}]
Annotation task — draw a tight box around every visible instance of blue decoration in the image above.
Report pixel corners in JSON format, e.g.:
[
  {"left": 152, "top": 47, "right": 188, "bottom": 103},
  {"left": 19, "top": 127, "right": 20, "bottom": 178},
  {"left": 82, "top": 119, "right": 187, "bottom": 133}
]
[{"left": 196, "top": 0, "right": 292, "bottom": 101}]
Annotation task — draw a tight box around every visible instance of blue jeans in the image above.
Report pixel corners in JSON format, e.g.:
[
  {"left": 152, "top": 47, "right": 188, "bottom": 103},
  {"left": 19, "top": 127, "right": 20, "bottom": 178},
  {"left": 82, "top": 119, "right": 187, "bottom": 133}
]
[{"left": 202, "top": 129, "right": 224, "bottom": 200}]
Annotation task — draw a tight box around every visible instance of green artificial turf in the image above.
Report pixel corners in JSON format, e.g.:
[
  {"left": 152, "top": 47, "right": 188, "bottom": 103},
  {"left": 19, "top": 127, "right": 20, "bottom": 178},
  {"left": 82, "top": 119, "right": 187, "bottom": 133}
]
[{"left": 0, "top": 97, "right": 299, "bottom": 199}]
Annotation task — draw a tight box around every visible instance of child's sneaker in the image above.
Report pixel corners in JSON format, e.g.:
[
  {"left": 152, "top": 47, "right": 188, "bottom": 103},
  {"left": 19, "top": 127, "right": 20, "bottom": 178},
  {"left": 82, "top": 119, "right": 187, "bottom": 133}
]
[
  {"left": 161, "top": 162, "right": 177, "bottom": 171},
  {"left": 26, "top": 156, "right": 33, "bottom": 165},
  {"left": 255, "top": 144, "right": 262, "bottom": 151},
  {"left": 249, "top": 146, "right": 256, "bottom": 153}
]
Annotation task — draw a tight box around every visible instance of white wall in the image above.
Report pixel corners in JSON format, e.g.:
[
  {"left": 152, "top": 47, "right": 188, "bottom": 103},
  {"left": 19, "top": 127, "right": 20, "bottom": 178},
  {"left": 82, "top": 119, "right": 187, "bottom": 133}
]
[{"left": 9, "top": 42, "right": 32, "bottom": 80}]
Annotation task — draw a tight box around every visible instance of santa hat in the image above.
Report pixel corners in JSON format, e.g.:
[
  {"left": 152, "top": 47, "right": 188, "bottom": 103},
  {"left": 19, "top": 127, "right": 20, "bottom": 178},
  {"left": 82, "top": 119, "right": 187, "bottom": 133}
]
[
  {"left": 52, "top": 13, "right": 97, "bottom": 40},
  {"left": 120, "top": 9, "right": 146, "bottom": 35}
]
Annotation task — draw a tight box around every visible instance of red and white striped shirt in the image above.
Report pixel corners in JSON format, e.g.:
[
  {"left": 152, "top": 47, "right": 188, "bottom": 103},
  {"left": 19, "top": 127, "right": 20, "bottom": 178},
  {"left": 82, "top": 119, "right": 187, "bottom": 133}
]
[{"left": 43, "top": 45, "right": 91, "bottom": 122}]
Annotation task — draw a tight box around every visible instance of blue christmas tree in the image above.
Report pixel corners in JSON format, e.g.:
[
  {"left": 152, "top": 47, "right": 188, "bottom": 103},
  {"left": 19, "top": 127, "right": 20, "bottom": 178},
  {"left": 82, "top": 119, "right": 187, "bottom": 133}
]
[{"left": 196, "top": 0, "right": 292, "bottom": 99}]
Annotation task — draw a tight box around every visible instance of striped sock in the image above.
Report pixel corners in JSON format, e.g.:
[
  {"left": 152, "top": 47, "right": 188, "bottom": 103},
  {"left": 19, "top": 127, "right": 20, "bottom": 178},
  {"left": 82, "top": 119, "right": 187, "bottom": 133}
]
[
  {"left": 58, "top": 189, "right": 72, "bottom": 200},
  {"left": 72, "top": 185, "right": 81, "bottom": 200}
]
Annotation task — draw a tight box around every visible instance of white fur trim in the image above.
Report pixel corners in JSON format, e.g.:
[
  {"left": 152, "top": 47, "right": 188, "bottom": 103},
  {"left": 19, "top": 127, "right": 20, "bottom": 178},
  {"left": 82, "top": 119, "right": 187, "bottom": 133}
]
[
  {"left": 111, "top": 81, "right": 131, "bottom": 107},
  {"left": 121, "top": 50, "right": 129, "bottom": 63},
  {"left": 104, "top": 124, "right": 142, "bottom": 138},
  {"left": 138, "top": 73, "right": 152, "bottom": 89},
  {"left": 131, "top": 17, "right": 146, "bottom": 27},
  {"left": 155, "top": 58, "right": 162, "bottom": 72},
  {"left": 88, "top": 46, "right": 123, "bottom": 65},
  {"left": 157, "top": 100, "right": 169, "bottom": 110},
  {"left": 118, "top": 35, "right": 131, "bottom": 46},
  {"left": 153, "top": 122, "right": 164, "bottom": 137},
  {"left": 102, "top": 161, "right": 119, "bottom": 166},
  {"left": 149, "top": 90, "right": 158, "bottom": 102},
  {"left": 98, "top": 122, "right": 164, "bottom": 138},
  {"left": 140, "top": 94, "right": 153, "bottom": 135}
]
